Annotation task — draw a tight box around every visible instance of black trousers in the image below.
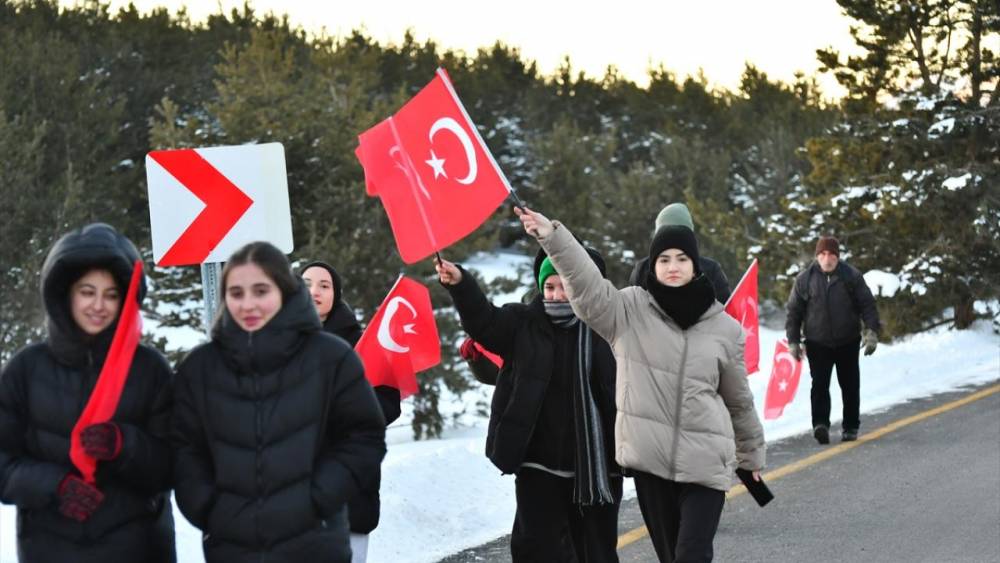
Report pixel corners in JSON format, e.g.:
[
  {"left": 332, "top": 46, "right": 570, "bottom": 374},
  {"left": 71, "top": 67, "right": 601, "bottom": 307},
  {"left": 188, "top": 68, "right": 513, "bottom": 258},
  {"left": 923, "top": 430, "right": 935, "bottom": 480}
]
[
  {"left": 805, "top": 337, "right": 861, "bottom": 431},
  {"left": 510, "top": 467, "right": 623, "bottom": 563},
  {"left": 632, "top": 471, "right": 725, "bottom": 563}
]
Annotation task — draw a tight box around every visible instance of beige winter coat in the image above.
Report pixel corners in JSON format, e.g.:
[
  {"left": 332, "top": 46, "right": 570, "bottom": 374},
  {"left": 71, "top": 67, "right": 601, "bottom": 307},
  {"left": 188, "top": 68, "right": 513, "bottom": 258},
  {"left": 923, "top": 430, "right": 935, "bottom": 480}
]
[{"left": 539, "top": 224, "right": 765, "bottom": 491}]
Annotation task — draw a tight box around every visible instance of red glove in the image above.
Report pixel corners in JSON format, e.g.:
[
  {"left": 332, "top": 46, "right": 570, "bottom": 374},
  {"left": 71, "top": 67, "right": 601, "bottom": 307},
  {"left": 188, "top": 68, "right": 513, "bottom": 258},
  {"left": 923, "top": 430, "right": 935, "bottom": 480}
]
[
  {"left": 459, "top": 338, "right": 483, "bottom": 362},
  {"left": 57, "top": 475, "right": 104, "bottom": 522},
  {"left": 80, "top": 422, "right": 122, "bottom": 460}
]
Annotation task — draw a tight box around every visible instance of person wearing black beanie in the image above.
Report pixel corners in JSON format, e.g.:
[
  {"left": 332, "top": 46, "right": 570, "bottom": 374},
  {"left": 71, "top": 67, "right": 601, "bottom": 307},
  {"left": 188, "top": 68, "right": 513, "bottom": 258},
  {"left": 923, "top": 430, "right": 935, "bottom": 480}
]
[
  {"left": 644, "top": 226, "right": 716, "bottom": 330},
  {"left": 517, "top": 207, "right": 765, "bottom": 563}
]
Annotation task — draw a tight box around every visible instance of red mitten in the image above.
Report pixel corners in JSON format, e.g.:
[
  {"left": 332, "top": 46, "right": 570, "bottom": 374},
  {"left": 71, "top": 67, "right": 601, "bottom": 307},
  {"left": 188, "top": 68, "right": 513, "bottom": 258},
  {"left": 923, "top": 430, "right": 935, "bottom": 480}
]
[
  {"left": 80, "top": 422, "right": 122, "bottom": 460},
  {"left": 57, "top": 475, "right": 104, "bottom": 522},
  {"left": 459, "top": 338, "right": 482, "bottom": 362}
]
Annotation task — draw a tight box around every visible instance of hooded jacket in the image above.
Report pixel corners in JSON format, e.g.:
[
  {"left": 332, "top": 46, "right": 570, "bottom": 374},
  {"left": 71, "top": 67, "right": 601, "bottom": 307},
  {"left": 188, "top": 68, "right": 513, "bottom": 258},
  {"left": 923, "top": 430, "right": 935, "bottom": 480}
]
[
  {"left": 444, "top": 247, "right": 618, "bottom": 475},
  {"left": 172, "top": 280, "right": 386, "bottom": 563},
  {"left": 0, "top": 223, "right": 175, "bottom": 563},
  {"left": 539, "top": 224, "right": 765, "bottom": 491}
]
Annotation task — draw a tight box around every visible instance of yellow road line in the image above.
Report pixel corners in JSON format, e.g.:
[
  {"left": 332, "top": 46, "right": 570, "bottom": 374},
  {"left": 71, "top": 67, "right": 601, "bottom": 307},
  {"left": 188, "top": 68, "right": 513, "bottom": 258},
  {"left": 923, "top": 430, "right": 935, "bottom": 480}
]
[{"left": 617, "top": 383, "right": 1000, "bottom": 550}]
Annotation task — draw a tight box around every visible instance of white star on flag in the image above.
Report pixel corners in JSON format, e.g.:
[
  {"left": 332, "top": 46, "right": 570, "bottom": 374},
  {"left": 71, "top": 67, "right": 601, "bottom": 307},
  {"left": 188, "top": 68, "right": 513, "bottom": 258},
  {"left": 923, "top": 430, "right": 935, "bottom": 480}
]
[
  {"left": 425, "top": 150, "right": 447, "bottom": 179},
  {"left": 778, "top": 379, "right": 788, "bottom": 392}
]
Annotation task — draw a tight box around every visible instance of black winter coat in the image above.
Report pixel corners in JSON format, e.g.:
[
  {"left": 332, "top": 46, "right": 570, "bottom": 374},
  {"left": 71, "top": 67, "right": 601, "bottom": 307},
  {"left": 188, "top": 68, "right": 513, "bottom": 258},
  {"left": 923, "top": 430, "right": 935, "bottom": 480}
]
[
  {"left": 629, "top": 255, "right": 731, "bottom": 304},
  {"left": 0, "top": 223, "right": 175, "bottom": 563},
  {"left": 785, "top": 261, "right": 881, "bottom": 347},
  {"left": 319, "top": 310, "right": 401, "bottom": 535},
  {"left": 172, "top": 282, "right": 386, "bottom": 563},
  {"left": 445, "top": 267, "right": 618, "bottom": 475}
]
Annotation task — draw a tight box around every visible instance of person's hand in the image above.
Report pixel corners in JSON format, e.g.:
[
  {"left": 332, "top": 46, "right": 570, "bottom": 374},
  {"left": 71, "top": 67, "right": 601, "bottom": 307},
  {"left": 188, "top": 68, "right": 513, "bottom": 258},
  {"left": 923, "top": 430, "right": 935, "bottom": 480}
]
[
  {"left": 789, "top": 342, "right": 804, "bottom": 362},
  {"left": 751, "top": 470, "right": 761, "bottom": 482},
  {"left": 80, "top": 422, "right": 122, "bottom": 460},
  {"left": 459, "top": 338, "right": 482, "bottom": 362},
  {"left": 514, "top": 207, "right": 554, "bottom": 239},
  {"left": 57, "top": 474, "right": 104, "bottom": 522},
  {"left": 434, "top": 257, "right": 463, "bottom": 285},
  {"left": 862, "top": 328, "right": 878, "bottom": 356}
]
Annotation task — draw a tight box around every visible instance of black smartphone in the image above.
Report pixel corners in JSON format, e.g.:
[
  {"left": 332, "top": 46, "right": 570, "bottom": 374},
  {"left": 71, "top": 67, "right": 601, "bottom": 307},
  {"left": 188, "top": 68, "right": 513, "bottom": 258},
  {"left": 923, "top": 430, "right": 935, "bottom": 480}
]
[{"left": 735, "top": 468, "right": 774, "bottom": 507}]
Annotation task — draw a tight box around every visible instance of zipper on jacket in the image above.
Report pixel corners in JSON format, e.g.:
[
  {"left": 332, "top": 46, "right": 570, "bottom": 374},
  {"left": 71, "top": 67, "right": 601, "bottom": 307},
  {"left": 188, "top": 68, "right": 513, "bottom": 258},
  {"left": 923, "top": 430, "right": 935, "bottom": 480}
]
[
  {"left": 668, "top": 333, "right": 689, "bottom": 478},
  {"left": 248, "top": 331, "right": 265, "bottom": 548}
]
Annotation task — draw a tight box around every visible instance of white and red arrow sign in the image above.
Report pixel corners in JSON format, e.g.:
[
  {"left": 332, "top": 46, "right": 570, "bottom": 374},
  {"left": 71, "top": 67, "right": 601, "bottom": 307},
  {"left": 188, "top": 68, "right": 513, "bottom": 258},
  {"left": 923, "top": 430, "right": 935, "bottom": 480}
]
[{"left": 145, "top": 143, "right": 293, "bottom": 266}]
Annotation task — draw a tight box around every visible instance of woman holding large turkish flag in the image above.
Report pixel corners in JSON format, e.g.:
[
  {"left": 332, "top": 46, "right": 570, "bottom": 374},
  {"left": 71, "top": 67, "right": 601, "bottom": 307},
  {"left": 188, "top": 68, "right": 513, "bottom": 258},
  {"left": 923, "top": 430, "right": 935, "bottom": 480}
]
[
  {"left": 516, "top": 207, "right": 766, "bottom": 563},
  {"left": 0, "top": 223, "right": 176, "bottom": 562},
  {"left": 172, "top": 242, "right": 386, "bottom": 563}
]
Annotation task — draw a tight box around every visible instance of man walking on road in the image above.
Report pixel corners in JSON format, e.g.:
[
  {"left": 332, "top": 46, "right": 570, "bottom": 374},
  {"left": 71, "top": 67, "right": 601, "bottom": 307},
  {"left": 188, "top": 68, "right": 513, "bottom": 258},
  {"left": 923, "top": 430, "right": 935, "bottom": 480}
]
[{"left": 786, "top": 235, "right": 881, "bottom": 444}]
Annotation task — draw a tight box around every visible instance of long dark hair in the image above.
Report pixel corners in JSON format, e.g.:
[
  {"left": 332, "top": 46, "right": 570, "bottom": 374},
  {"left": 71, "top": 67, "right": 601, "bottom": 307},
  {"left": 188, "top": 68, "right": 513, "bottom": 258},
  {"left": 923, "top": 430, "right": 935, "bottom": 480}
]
[{"left": 221, "top": 241, "right": 299, "bottom": 302}]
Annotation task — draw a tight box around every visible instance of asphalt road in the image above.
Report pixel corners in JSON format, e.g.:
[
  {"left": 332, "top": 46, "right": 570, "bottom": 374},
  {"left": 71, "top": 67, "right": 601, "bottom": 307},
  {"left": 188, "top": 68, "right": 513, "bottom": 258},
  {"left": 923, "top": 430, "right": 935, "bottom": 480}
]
[{"left": 442, "top": 381, "right": 1000, "bottom": 563}]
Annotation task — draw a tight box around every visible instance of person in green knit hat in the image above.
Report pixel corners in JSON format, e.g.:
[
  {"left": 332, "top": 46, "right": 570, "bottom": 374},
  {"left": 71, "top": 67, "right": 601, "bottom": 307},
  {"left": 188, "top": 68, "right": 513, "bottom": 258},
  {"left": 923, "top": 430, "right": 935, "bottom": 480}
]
[{"left": 628, "top": 203, "right": 731, "bottom": 303}]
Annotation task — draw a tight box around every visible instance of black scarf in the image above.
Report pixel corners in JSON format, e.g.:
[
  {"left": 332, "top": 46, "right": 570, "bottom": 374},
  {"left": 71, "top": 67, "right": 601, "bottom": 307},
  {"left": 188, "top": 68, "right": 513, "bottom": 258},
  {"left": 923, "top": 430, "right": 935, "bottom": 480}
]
[
  {"left": 543, "top": 301, "right": 613, "bottom": 505},
  {"left": 645, "top": 272, "right": 716, "bottom": 329}
]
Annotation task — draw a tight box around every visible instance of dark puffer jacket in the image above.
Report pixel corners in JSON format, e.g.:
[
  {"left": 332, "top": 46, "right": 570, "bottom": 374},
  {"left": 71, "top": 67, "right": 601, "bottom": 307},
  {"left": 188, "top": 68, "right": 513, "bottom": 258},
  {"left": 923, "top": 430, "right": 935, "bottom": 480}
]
[
  {"left": 0, "top": 223, "right": 175, "bottom": 563},
  {"left": 628, "top": 255, "right": 731, "bottom": 304},
  {"left": 172, "top": 280, "right": 386, "bottom": 563},
  {"left": 300, "top": 260, "right": 400, "bottom": 534},
  {"left": 785, "top": 261, "right": 881, "bottom": 347},
  {"left": 444, "top": 248, "right": 618, "bottom": 475}
]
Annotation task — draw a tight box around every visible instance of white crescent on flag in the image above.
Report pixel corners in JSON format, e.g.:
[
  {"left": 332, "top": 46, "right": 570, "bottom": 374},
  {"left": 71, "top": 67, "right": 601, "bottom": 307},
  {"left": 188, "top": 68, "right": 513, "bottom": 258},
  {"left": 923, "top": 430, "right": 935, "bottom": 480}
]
[
  {"left": 377, "top": 296, "right": 418, "bottom": 353},
  {"left": 427, "top": 116, "right": 478, "bottom": 184}
]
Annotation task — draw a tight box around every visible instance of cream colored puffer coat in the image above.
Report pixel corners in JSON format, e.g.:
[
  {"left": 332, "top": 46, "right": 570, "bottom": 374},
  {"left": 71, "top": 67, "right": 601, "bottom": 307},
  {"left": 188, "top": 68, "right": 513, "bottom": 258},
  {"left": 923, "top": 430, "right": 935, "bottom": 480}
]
[{"left": 539, "top": 224, "right": 765, "bottom": 491}]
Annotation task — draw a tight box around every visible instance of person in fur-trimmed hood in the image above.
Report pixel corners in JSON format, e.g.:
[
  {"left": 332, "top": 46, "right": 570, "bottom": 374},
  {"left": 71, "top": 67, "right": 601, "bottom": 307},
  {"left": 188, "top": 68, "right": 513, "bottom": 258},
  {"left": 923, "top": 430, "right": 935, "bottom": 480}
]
[
  {"left": 435, "top": 245, "right": 622, "bottom": 563},
  {"left": 0, "top": 223, "right": 176, "bottom": 563},
  {"left": 299, "top": 260, "right": 400, "bottom": 563},
  {"left": 516, "top": 207, "right": 765, "bottom": 563}
]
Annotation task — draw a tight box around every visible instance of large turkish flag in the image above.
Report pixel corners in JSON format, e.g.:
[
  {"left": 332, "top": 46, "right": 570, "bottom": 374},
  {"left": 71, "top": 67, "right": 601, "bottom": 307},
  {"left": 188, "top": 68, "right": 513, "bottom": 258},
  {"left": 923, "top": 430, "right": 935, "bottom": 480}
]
[
  {"left": 764, "top": 339, "right": 803, "bottom": 420},
  {"left": 724, "top": 259, "right": 760, "bottom": 375},
  {"left": 355, "top": 276, "right": 441, "bottom": 398},
  {"left": 355, "top": 68, "right": 512, "bottom": 263}
]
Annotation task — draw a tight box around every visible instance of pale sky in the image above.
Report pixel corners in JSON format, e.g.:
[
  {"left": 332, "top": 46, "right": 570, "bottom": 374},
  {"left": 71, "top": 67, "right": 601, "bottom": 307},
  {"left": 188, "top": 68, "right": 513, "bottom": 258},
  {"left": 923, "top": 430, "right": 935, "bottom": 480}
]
[{"left": 87, "top": 0, "right": 861, "bottom": 97}]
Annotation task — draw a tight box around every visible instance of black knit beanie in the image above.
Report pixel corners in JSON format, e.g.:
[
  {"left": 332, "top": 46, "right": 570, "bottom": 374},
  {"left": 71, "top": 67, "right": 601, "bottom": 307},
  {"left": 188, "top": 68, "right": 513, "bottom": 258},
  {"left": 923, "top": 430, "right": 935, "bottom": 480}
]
[{"left": 648, "top": 226, "right": 701, "bottom": 275}]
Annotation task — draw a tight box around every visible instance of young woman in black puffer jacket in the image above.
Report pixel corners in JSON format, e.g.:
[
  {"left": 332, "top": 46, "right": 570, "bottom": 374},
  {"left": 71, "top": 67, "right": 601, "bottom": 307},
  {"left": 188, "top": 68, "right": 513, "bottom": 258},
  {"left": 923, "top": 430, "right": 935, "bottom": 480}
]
[
  {"left": 173, "top": 242, "right": 386, "bottom": 563},
  {"left": 0, "top": 223, "right": 175, "bottom": 563}
]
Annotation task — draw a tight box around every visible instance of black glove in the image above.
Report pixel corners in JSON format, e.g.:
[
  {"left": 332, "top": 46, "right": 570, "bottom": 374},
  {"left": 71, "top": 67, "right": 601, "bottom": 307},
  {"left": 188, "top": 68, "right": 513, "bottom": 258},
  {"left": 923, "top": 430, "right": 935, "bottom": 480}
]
[
  {"left": 57, "top": 474, "right": 104, "bottom": 522},
  {"left": 80, "top": 422, "right": 122, "bottom": 460},
  {"left": 789, "top": 342, "right": 804, "bottom": 362}
]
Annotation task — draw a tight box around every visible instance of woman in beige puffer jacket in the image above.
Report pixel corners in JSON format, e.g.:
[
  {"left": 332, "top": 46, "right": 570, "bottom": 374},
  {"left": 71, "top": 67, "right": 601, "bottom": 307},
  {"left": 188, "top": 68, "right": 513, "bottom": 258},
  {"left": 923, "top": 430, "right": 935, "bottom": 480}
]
[{"left": 516, "top": 207, "right": 765, "bottom": 563}]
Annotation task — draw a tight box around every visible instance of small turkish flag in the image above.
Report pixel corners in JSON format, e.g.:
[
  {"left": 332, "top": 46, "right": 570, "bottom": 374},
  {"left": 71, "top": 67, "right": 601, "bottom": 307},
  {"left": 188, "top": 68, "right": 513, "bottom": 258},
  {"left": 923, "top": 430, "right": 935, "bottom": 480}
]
[
  {"left": 764, "top": 339, "right": 803, "bottom": 420},
  {"left": 355, "top": 276, "right": 441, "bottom": 398},
  {"left": 355, "top": 68, "right": 512, "bottom": 263},
  {"left": 724, "top": 259, "right": 760, "bottom": 375}
]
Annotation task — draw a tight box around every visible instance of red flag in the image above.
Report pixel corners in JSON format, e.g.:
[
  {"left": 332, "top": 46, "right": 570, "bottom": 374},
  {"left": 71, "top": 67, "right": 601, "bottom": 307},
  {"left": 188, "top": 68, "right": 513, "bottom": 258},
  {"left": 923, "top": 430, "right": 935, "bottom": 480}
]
[
  {"left": 764, "top": 339, "right": 803, "bottom": 420},
  {"left": 724, "top": 259, "right": 760, "bottom": 375},
  {"left": 355, "top": 276, "right": 441, "bottom": 398},
  {"left": 473, "top": 340, "right": 503, "bottom": 369},
  {"left": 355, "top": 68, "right": 512, "bottom": 263},
  {"left": 70, "top": 260, "right": 144, "bottom": 484}
]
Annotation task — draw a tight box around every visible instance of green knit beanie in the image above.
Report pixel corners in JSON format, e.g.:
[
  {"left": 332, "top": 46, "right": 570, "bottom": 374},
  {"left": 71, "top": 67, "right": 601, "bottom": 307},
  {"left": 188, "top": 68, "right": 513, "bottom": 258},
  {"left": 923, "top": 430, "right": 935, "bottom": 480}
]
[
  {"left": 537, "top": 257, "right": 558, "bottom": 292},
  {"left": 654, "top": 203, "right": 695, "bottom": 232}
]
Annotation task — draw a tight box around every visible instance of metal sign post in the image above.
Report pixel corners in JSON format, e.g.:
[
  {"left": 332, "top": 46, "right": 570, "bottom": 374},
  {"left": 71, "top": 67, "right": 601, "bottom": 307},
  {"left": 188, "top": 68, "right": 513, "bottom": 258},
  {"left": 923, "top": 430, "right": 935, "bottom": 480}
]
[{"left": 200, "top": 262, "right": 222, "bottom": 335}]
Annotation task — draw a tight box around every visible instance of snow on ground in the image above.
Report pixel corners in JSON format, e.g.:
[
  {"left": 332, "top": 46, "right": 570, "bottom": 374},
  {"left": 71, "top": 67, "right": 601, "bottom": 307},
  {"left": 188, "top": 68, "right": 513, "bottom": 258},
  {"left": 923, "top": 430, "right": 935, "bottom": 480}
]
[{"left": 2, "top": 252, "right": 997, "bottom": 563}]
